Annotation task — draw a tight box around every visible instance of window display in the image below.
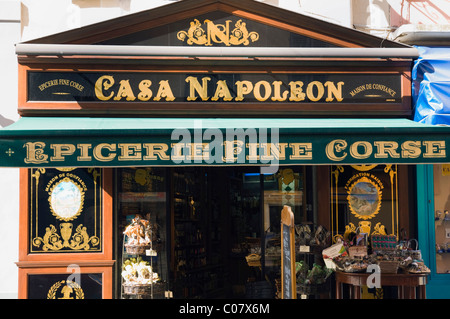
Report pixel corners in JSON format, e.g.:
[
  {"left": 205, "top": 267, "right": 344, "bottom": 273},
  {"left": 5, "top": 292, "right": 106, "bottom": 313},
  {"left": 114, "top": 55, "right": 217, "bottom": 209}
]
[
  {"left": 117, "top": 168, "right": 167, "bottom": 299},
  {"left": 434, "top": 164, "right": 450, "bottom": 274}
]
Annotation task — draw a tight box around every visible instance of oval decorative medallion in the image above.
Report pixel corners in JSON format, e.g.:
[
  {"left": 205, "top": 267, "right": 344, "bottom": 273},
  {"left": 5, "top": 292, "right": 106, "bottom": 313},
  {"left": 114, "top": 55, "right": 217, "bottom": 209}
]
[
  {"left": 49, "top": 177, "right": 84, "bottom": 221},
  {"left": 347, "top": 176, "right": 382, "bottom": 220}
]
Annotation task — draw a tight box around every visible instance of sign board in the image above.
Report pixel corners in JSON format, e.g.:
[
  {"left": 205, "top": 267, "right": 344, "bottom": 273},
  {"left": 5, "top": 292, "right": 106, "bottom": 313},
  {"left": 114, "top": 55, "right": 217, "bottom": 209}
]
[
  {"left": 28, "top": 71, "right": 401, "bottom": 105},
  {"left": 281, "top": 205, "right": 296, "bottom": 299},
  {"left": 1, "top": 117, "right": 450, "bottom": 168}
]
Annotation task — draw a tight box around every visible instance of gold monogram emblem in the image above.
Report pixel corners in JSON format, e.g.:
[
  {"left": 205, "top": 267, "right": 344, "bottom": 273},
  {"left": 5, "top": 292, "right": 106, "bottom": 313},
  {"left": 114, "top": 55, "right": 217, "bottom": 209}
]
[
  {"left": 177, "top": 19, "right": 259, "bottom": 46},
  {"left": 47, "top": 280, "right": 85, "bottom": 299}
]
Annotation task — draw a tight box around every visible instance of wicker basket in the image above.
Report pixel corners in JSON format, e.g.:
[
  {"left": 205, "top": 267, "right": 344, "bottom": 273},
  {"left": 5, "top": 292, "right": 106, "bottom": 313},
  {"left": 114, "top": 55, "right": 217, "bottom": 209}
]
[
  {"left": 125, "top": 244, "right": 150, "bottom": 255},
  {"left": 378, "top": 260, "right": 399, "bottom": 274},
  {"left": 123, "top": 283, "right": 152, "bottom": 295},
  {"left": 245, "top": 254, "right": 261, "bottom": 267},
  {"left": 348, "top": 245, "right": 367, "bottom": 258}
]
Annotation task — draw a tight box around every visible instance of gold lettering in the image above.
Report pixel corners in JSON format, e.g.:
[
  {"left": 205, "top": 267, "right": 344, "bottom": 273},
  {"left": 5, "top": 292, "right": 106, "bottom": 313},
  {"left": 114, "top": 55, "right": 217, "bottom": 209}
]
[
  {"left": 306, "top": 81, "right": 324, "bottom": 102},
  {"left": 374, "top": 141, "right": 400, "bottom": 158},
  {"left": 59, "top": 79, "right": 69, "bottom": 86},
  {"left": 154, "top": 80, "right": 175, "bottom": 101},
  {"left": 50, "top": 144, "right": 76, "bottom": 161},
  {"left": 94, "top": 75, "right": 115, "bottom": 101},
  {"left": 93, "top": 143, "right": 116, "bottom": 162},
  {"left": 324, "top": 81, "right": 344, "bottom": 102},
  {"left": 77, "top": 144, "right": 92, "bottom": 161},
  {"left": 70, "top": 80, "right": 84, "bottom": 92},
  {"left": 246, "top": 143, "right": 259, "bottom": 161},
  {"left": 349, "top": 141, "right": 372, "bottom": 159},
  {"left": 271, "top": 81, "right": 289, "bottom": 101},
  {"left": 39, "top": 79, "right": 58, "bottom": 91},
  {"left": 223, "top": 140, "right": 244, "bottom": 162},
  {"left": 423, "top": 141, "right": 446, "bottom": 158},
  {"left": 253, "top": 81, "right": 271, "bottom": 101},
  {"left": 171, "top": 143, "right": 185, "bottom": 161},
  {"left": 235, "top": 80, "right": 253, "bottom": 101},
  {"left": 186, "top": 76, "right": 211, "bottom": 101},
  {"left": 401, "top": 141, "right": 421, "bottom": 158},
  {"left": 24, "top": 142, "right": 49, "bottom": 164},
  {"left": 289, "top": 143, "right": 312, "bottom": 160},
  {"left": 113, "top": 80, "right": 136, "bottom": 101},
  {"left": 118, "top": 143, "right": 142, "bottom": 161},
  {"left": 186, "top": 143, "right": 210, "bottom": 161},
  {"left": 205, "top": 19, "right": 231, "bottom": 46},
  {"left": 137, "top": 80, "right": 153, "bottom": 101},
  {"left": 143, "top": 143, "right": 170, "bottom": 160},
  {"left": 288, "top": 81, "right": 306, "bottom": 101},
  {"left": 260, "top": 143, "right": 288, "bottom": 160},
  {"left": 325, "top": 140, "right": 347, "bottom": 161},
  {"left": 211, "top": 80, "right": 233, "bottom": 101}
]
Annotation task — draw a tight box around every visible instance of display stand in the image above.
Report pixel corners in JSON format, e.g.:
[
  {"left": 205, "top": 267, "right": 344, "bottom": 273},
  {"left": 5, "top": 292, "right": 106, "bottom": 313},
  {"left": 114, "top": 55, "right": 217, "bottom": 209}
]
[
  {"left": 296, "top": 223, "right": 332, "bottom": 299},
  {"left": 121, "top": 232, "right": 158, "bottom": 299}
]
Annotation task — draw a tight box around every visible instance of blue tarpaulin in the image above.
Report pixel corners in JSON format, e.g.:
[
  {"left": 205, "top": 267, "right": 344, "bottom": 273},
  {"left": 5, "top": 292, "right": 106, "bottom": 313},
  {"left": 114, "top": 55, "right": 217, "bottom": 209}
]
[{"left": 413, "top": 46, "right": 450, "bottom": 125}]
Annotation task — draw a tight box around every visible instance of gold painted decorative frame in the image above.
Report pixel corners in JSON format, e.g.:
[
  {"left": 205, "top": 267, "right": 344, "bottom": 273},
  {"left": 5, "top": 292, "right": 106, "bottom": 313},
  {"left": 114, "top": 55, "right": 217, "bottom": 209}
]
[
  {"left": 330, "top": 165, "right": 399, "bottom": 243},
  {"left": 29, "top": 168, "right": 102, "bottom": 253}
]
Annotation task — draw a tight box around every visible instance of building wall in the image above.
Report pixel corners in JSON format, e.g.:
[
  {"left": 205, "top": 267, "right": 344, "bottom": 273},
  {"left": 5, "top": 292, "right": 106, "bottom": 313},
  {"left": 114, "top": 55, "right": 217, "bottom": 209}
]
[
  {"left": 0, "top": 0, "right": 21, "bottom": 299},
  {"left": 0, "top": 0, "right": 448, "bottom": 298}
]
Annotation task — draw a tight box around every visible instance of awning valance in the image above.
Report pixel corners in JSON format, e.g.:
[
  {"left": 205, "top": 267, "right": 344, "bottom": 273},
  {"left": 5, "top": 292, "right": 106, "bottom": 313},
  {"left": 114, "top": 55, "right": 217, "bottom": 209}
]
[{"left": 0, "top": 117, "right": 449, "bottom": 167}]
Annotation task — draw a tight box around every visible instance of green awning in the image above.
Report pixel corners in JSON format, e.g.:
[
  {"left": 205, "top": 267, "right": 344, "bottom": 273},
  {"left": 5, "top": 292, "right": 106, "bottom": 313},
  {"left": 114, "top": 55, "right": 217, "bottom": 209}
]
[{"left": 1, "top": 117, "right": 449, "bottom": 167}]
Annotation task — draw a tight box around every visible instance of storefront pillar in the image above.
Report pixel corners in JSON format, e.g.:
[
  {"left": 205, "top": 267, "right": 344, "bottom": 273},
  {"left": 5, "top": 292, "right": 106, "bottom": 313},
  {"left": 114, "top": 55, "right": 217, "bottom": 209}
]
[{"left": 417, "top": 164, "right": 450, "bottom": 298}]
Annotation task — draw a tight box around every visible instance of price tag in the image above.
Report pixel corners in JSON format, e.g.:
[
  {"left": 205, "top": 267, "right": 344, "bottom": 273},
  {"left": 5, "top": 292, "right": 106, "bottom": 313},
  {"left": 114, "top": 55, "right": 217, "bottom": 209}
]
[
  {"left": 146, "top": 249, "right": 157, "bottom": 256},
  {"left": 299, "top": 245, "right": 310, "bottom": 253}
]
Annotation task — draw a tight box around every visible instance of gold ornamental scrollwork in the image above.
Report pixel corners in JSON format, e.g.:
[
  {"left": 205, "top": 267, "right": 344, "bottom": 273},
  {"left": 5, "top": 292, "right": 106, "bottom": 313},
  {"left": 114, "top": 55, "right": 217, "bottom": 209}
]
[
  {"left": 177, "top": 18, "right": 259, "bottom": 46},
  {"left": 33, "top": 223, "right": 99, "bottom": 251},
  {"left": 47, "top": 280, "right": 85, "bottom": 299}
]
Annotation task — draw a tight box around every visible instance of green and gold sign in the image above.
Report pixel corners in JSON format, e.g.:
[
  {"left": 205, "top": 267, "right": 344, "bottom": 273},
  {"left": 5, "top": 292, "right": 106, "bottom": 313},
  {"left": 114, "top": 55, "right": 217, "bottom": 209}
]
[{"left": 1, "top": 118, "right": 450, "bottom": 167}]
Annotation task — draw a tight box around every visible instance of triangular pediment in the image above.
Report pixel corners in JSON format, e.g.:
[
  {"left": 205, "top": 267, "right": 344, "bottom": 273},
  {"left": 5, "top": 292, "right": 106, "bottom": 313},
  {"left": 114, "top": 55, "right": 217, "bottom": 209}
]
[{"left": 23, "top": 0, "right": 407, "bottom": 48}]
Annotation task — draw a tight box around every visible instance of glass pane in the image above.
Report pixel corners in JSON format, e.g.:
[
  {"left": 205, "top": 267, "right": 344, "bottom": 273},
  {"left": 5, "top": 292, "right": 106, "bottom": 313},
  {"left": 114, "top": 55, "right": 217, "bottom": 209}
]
[
  {"left": 29, "top": 168, "right": 103, "bottom": 253},
  {"left": 262, "top": 167, "right": 306, "bottom": 298},
  {"left": 433, "top": 164, "right": 450, "bottom": 274},
  {"left": 28, "top": 273, "right": 103, "bottom": 299},
  {"left": 117, "top": 167, "right": 168, "bottom": 298}
]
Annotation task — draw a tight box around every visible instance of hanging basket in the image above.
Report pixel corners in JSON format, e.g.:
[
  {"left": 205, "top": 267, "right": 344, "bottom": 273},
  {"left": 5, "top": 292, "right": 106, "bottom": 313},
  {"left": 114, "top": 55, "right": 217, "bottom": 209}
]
[
  {"left": 123, "top": 283, "right": 152, "bottom": 295},
  {"left": 378, "top": 260, "right": 399, "bottom": 274},
  {"left": 125, "top": 244, "right": 150, "bottom": 255}
]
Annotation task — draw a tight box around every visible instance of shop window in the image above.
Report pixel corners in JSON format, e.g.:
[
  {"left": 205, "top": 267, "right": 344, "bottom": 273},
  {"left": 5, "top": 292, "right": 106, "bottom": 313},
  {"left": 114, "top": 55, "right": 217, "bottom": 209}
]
[
  {"left": 115, "top": 166, "right": 312, "bottom": 299},
  {"left": 116, "top": 167, "right": 168, "bottom": 298},
  {"left": 433, "top": 164, "right": 450, "bottom": 274}
]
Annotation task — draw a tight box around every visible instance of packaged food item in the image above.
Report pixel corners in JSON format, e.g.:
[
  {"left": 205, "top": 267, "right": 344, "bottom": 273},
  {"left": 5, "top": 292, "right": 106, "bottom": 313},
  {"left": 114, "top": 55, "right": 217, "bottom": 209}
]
[{"left": 123, "top": 214, "right": 152, "bottom": 253}]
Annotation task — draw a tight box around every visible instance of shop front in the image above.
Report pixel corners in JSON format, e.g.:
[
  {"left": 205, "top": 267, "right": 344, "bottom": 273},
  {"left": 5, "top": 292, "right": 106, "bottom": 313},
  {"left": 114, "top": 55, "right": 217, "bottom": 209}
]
[{"left": 3, "top": 0, "right": 449, "bottom": 299}]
